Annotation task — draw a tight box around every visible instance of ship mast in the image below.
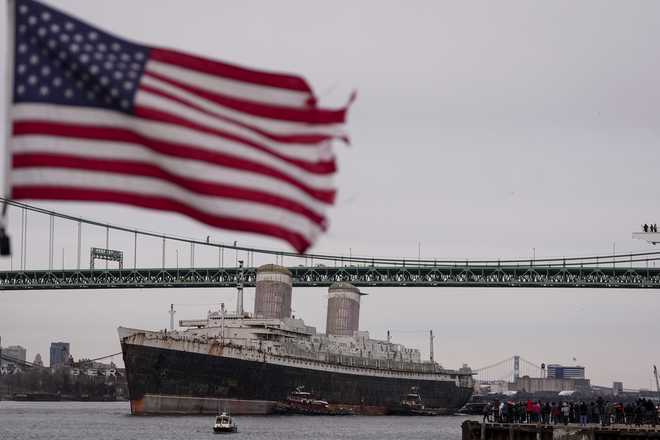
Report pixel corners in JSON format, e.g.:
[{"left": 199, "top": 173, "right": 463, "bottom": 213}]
[
  {"left": 169, "top": 304, "right": 176, "bottom": 331},
  {"left": 236, "top": 260, "right": 244, "bottom": 316},
  {"left": 386, "top": 330, "right": 391, "bottom": 360},
  {"left": 220, "top": 303, "right": 225, "bottom": 343},
  {"left": 429, "top": 329, "right": 434, "bottom": 363}
]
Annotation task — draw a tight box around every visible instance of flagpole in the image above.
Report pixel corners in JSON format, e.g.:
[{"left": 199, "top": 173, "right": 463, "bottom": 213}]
[{"left": 1, "top": 0, "right": 15, "bottom": 255}]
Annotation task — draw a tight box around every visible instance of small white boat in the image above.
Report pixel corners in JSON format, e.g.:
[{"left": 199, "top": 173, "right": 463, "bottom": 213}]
[{"left": 213, "top": 412, "right": 238, "bottom": 434}]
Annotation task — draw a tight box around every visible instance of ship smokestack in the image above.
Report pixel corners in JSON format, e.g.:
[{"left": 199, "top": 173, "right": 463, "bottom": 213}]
[
  {"left": 254, "top": 264, "right": 292, "bottom": 319},
  {"left": 326, "top": 282, "right": 365, "bottom": 336}
]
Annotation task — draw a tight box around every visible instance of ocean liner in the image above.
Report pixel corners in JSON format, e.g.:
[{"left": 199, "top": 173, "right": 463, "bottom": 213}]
[{"left": 119, "top": 264, "right": 474, "bottom": 415}]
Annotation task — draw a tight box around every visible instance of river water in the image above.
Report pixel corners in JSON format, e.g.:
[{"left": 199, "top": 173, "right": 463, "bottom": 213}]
[{"left": 0, "top": 401, "right": 474, "bottom": 440}]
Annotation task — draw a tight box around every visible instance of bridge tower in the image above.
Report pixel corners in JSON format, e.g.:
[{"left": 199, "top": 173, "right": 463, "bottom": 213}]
[{"left": 513, "top": 355, "right": 520, "bottom": 381}]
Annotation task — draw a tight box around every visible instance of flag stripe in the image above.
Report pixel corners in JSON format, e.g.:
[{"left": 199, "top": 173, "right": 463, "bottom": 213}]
[
  {"left": 133, "top": 104, "right": 337, "bottom": 173},
  {"left": 139, "top": 74, "right": 347, "bottom": 139},
  {"left": 11, "top": 135, "right": 328, "bottom": 217},
  {"left": 13, "top": 153, "right": 327, "bottom": 227},
  {"left": 12, "top": 185, "right": 312, "bottom": 252},
  {"left": 138, "top": 82, "right": 335, "bottom": 145},
  {"left": 149, "top": 47, "right": 314, "bottom": 95},
  {"left": 12, "top": 104, "right": 336, "bottom": 198},
  {"left": 144, "top": 70, "right": 347, "bottom": 124},
  {"left": 13, "top": 119, "right": 336, "bottom": 204},
  {"left": 11, "top": 168, "right": 322, "bottom": 247},
  {"left": 146, "top": 59, "right": 311, "bottom": 108}
]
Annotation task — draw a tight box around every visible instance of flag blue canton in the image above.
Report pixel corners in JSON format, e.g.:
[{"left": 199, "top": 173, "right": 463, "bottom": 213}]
[{"left": 13, "top": 0, "right": 149, "bottom": 114}]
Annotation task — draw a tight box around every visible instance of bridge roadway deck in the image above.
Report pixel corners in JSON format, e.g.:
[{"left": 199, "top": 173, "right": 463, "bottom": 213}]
[{"left": 1, "top": 265, "right": 660, "bottom": 290}]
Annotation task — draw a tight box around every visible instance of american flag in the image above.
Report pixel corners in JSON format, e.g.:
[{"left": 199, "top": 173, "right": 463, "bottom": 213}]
[{"left": 8, "top": 0, "right": 351, "bottom": 253}]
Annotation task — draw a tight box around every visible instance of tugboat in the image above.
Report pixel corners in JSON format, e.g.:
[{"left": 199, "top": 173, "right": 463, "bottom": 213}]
[
  {"left": 283, "top": 387, "right": 352, "bottom": 415},
  {"left": 213, "top": 412, "right": 238, "bottom": 434},
  {"left": 390, "top": 387, "right": 447, "bottom": 416},
  {"left": 401, "top": 387, "right": 425, "bottom": 411}
]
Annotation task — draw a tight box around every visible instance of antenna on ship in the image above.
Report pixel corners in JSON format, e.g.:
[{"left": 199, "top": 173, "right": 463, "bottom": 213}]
[
  {"left": 169, "top": 304, "right": 176, "bottom": 331},
  {"left": 429, "top": 330, "right": 434, "bottom": 363},
  {"left": 236, "top": 260, "right": 244, "bottom": 316},
  {"left": 386, "top": 330, "right": 391, "bottom": 360},
  {"left": 220, "top": 303, "right": 225, "bottom": 343}
]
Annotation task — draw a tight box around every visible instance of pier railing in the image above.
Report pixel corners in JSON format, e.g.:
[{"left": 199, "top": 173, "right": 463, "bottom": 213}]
[{"left": 462, "top": 421, "right": 660, "bottom": 440}]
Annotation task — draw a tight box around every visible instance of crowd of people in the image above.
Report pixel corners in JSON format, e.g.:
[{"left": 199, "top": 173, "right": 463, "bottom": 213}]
[
  {"left": 482, "top": 398, "right": 659, "bottom": 427},
  {"left": 643, "top": 224, "right": 658, "bottom": 232}
]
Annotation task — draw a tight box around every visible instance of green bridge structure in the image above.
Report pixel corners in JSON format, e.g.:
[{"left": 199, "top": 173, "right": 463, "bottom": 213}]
[
  {"left": 1, "top": 199, "right": 660, "bottom": 290},
  {"left": 2, "top": 262, "right": 660, "bottom": 290}
]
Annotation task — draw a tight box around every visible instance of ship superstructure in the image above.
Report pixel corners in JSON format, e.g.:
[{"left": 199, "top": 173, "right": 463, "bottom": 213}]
[{"left": 119, "top": 264, "right": 473, "bottom": 415}]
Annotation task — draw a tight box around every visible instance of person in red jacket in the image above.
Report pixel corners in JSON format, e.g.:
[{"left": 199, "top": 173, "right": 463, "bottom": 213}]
[{"left": 526, "top": 400, "right": 534, "bottom": 423}]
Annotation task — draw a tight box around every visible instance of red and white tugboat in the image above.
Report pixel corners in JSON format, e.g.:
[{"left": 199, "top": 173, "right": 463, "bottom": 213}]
[{"left": 284, "top": 387, "right": 352, "bottom": 415}]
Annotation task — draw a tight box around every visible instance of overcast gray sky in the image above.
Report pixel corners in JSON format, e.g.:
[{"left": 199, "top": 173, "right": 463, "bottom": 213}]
[{"left": 1, "top": 0, "right": 660, "bottom": 389}]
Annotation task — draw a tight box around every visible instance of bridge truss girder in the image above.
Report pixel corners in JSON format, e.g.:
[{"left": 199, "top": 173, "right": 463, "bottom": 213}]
[{"left": 1, "top": 265, "right": 660, "bottom": 290}]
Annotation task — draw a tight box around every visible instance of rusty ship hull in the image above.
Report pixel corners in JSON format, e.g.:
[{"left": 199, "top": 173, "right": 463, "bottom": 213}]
[{"left": 120, "top": 330, "right": 473, "bottom": 416}]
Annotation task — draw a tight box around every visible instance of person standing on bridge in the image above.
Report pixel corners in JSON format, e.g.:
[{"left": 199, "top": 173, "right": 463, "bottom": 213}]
[{"left": 643, "top": 224, "right": 649, "bottom": 232}]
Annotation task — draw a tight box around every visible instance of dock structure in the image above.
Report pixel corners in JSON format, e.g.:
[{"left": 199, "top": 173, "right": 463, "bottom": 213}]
[{"left": 462, "top": 421, "right": 660, "bottom": 440}]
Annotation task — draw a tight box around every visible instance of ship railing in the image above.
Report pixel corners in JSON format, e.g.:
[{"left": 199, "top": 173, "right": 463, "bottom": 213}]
[
  {"left": 302, "top": 348, "right": 455, "bottom": 376},
  {"left": 160, "top": 333, "right": 458, "bottom": 377},
  {"left": 267, "top": 347, "right": 457, "bottom": 378}
]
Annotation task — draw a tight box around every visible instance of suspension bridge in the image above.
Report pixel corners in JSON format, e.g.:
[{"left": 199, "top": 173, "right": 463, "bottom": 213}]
[
  {"left": 2, "top": 199, "right": 660, "bottom": 290},
  {"left": 473, "top": 356, "right": 545, "bottom": 384}
]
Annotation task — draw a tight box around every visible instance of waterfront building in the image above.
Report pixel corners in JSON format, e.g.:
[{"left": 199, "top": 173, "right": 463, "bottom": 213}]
[
  {"left": 50, "top": 342, "right": 70, "bottom": 367},
  {"left": 477, "top": 380, "right": 510, "bottom": 395},
  {"left": 508, "top": 375, "right": 591, "bottom": 393},
  {"left": 546, "top": 364, "right": 585, "bottom": 379}
]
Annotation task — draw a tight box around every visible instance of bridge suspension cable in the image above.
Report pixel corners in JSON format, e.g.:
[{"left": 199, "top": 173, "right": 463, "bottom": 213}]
[
  {"left": 0, "top": 353, "right": 43, "bottom": 369},
  {"left": 0, "top": 352, "right": 122, "bottom": 368},
  {"left": 2, "top": 197, "right": 660, "bottom": 268},
  {"left": 82, "top": 352, "right": 122, "bottom": 363},
  {"left": 473, "top": 356, "right": 514, "bottom": 373},
  {"left": 519, "top": 356, "right": 542, "bottom": 371}
]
